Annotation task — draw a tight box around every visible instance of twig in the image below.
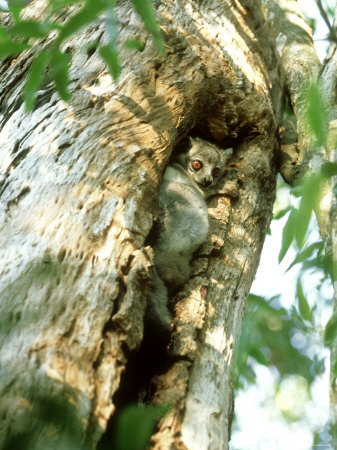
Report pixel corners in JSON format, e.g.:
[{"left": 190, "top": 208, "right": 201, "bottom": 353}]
[{"left": 315, "top": 0, "right": 337, "bottom": 43}]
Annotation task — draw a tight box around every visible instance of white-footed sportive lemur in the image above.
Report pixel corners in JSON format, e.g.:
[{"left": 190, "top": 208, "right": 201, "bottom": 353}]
[{"left": 148, "top": 137, "right": 233, "bottom": 331}]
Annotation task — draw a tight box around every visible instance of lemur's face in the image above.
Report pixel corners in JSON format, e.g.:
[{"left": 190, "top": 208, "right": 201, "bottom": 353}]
[
  {"left": 176, "top": 138, "right": 232, "bottom": 192},
  {"left": 187, "top": 145, "right": 223, "bottom": 189}
]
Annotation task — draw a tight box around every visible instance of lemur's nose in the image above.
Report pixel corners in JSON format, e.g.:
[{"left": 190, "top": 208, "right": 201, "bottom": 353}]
[{"left": 202, "top": 176, "right": 212, "bottom": 187}]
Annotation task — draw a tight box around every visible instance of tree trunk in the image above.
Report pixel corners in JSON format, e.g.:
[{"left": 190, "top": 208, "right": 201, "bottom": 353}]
[{"left": 0, "top": 1, "right": 283, "bottom": 448}]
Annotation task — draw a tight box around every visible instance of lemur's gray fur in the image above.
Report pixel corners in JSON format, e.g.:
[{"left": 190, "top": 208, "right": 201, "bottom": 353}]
[{"left": 148, "top": 137, "right": 233, "bottom": 330}]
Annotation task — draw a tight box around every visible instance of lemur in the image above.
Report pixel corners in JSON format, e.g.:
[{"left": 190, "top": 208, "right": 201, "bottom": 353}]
[{"left": 148, "top": 137, "right": 233, "bottom": 331}]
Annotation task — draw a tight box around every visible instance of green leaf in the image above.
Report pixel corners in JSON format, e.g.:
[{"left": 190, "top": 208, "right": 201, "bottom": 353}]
[
  {"left": 324, "top": 315, "right": 337, "bottom": 347},
  {"left": 8, "top": 0, "right": 26, "bottom": 23},
  {"left": 291, "top": 184, "right": 303, "bottom": 197},
  {"left": 294, "top": 175, "right": 320, "bottom": 249},
  {"left": 9, "top": 20, "right": 49, "bottom": 39},
  {"left": 306, "top": 83, "right": 328, "bottom": 146},
  {"left": 247, "top": 294, "right": 284, "bottom": 315},
  {"left": 287, "top": 241, "right": 323, "bottom": 271},
  {"left": 49, "top": 0, "right": 84, "bottom": 12},
  {"left": 0, "top": 41, "right": 30, "bottom": 59},
  {"left": 333, "top": 182, "right": 337, "bottom": 197},
  {"left": 0, "top": 25, "right": 10, "bottom": 43},
  {"left": 250, "top": 347, "right": 269, "bottom": 366},
  {"left": 23, "top": 50, "right": 50, "bottom": 111},
  {"left": 295, "top": 198, "right": 312, "bottom": 250},
  {"left": 131, "top": 0, "right": 164, "bottom": 52},
  {"left": 57, "top": 0, "right": 105, "bottom": 44},
  {"left": 300, "top": 257, "right": 327, "bottom": 272},
  {"left": 296, "top": 279, "right": 312, "bottom": 322},
  {"left": 125, "top": 38, "right": 145, "bottom": 51},
  {"left": 284, "top": 95, "right": 293, "bottom": 116},
  {"left": 273, "top": 205, "right": 291, "bottom": 220},
  {"left": 102, "top": 0, "right": 123, "bottom": 80},
  {"left": 279, "top": 208, "right": 297, "bottom": 263},
  {"left": 295, "top": 175, "right": 321, "bottom": 248},
  {"left": 8, "top": 0, "right": 26, "bottom": 7},
  {"left": 321, "top": 162, "right": 337, "bottom": 179},
  {"left": 105, "top": 0, "right": 117, "bottom": 42},
  {"left": 236, "top": 294, "right": 319, "bottom": 388},
  {"left": 99, "top": 44, "right": 120, "bottom": 80},
  {"left": 114, "top": 404, "right": 169, "bottom": 450},
  {"left": 332, "top": 358, "right": 337, "bottom": 378},
  {"left": 50, "top": 49, "right": 71, "bottom": 101}
]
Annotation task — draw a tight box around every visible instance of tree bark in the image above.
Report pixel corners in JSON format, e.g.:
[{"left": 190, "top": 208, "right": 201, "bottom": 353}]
[
  {"left": 262, "top": 0, "right": 321, "bottom": 184},
  {"left": 0, "top": 0, "right": 283, "bottom": 448}
]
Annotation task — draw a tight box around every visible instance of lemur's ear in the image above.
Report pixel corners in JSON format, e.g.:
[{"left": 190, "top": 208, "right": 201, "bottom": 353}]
[
  {"left": 175, "top": 136, "right": 192, "bottom": 152},
  {"left": 223, "top": 147, "right": 233, "bottom": 161},
  {"left": 171, "top": 136, "right": 193, "bottom": 167}
]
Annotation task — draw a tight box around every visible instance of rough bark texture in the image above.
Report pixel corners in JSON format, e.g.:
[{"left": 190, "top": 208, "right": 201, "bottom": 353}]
[
  {"left": 0, "top": 0, "right": 283, "bottom": 448},
  {"left": 263, "top": 0, "right": 321, "bottom": 184},
  {"left": 263, "top": 1, "right": 333, "bottom": 254}
]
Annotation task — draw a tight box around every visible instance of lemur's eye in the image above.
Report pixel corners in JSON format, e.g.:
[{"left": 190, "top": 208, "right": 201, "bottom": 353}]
[
  {"left": 213, "top": 168, "right": 220, "bottom": 177},
  {"left": 192, "top": 160, "right": 202, "bottom": 170}
]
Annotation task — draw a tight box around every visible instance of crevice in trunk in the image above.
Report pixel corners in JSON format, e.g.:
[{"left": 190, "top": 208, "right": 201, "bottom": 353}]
[{"left": 97, "top": 326, "right": 171, "bottom": 449}]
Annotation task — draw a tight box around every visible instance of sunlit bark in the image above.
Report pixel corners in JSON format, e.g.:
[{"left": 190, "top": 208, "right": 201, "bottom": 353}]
[{"left": 0, "top": 1, "right": 284, "bottom": 448}]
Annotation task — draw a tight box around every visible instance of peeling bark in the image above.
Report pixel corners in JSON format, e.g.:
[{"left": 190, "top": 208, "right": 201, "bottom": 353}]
[{"left": 0, "top": 1, "right": 284, "bottom": 449}]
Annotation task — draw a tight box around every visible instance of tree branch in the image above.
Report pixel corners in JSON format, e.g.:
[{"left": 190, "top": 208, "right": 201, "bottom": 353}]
[{"left": 316, "top": 0, "right": 337, "bottom": 43}]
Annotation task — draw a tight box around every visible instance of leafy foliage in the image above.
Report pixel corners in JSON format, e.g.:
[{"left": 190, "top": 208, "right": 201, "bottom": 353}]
[
  {"left": 241, "top": 156, "right": 333, "bottom": 390},
  {"left": 306, "top": 82, "right": 328, "bottom": 146},
  {"left": 236, "top": 76, "right": 334, "bottom": 440},
  {"left": 278, "top": 109, "right": 330, "bottom": 262},
  {"left": 0, "top": 0, "right": 163, "bottom": 110},
  {"left": 99, "top": 44, "right": 120, "bottom": 80},
  {"left": 235, "top": 294, "right": 324, "bottom": 390},
  {"left": 3, "top": 393, "right": 90, "bottom": 450},
  {"left": 23, "top": 48, "right": 49, "bottom": 110},
  {"left": 49, "top": 48, "right": 71, "bottom": 101},
  {"left": 296, "top": 278, "right": 312, "bottom": 322},
  {"left": 2, "top": 395, "right": 168, "bottom": 450},
  {"left": 235, "top": 77, "right": 334, "bottom": 438},
  {"left": 324, "top": 315, "right": 337, "bottom": 347},
  {"left": 131, "top": 0, "right": 163, "bottom": 53},
  {"left": 114, "top": 404, "right": 169, "bottom": 450}
]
